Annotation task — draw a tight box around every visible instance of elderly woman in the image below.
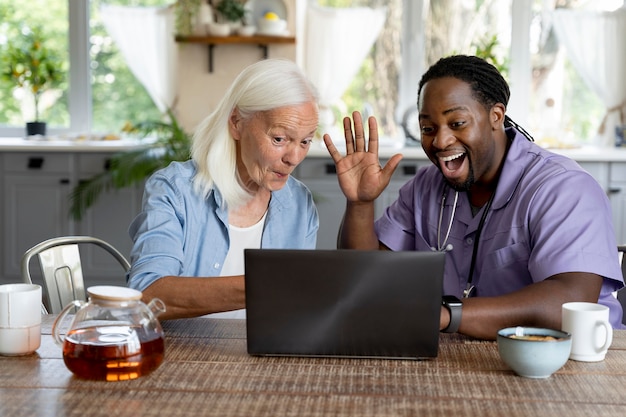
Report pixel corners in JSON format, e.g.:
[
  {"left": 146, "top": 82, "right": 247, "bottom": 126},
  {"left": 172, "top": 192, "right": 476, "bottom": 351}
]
[{"left": 127, "top": 59, "right": 320, "bottom": 319}]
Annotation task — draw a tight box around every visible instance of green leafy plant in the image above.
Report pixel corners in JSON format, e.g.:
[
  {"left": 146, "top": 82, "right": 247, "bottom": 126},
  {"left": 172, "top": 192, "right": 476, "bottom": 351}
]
[
  {"left": 69, "top": 109, "right": 192, "bottom": 221},
  {"left": 472, "top": 34, "right": 509, "bottom": 78},
  {"left": 175, "top": 0, "right": 202, "bottom": 35},
  {"left": 215, "top": 0, "right": 246, "bottom": 23},
  {"left": 0, "top": 25, "right": 64, "bottom": 122}
]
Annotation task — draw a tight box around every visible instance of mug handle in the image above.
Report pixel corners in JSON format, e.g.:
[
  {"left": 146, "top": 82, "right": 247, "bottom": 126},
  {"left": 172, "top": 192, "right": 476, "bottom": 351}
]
[
  {"left": 595, "top": 319, "right": 613, "bottom": 353},
  {"left": 51, "top": 300, "right": 86, "bottom": 346}
]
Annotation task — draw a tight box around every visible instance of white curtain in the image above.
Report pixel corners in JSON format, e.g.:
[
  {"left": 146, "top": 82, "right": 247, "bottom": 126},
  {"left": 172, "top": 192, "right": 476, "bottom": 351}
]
[
  {"left": 100, "top": 4, "right": 178, "bottom": 114},
  {"left": 552, "top": 8, "right": 626, "bottom": 147},
  {"left": 303, "top": 4, "right": 386, "bottom": 143}
]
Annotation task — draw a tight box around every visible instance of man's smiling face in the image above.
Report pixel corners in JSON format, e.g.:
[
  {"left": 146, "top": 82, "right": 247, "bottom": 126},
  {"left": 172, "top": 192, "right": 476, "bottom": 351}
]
[{"left": 418, "top": 76, "right": 504, "bottom": 193}]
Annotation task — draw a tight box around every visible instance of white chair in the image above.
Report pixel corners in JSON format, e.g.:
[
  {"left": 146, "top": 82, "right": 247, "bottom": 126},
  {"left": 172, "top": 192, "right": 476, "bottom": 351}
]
[
  {"left": 21, "top": 236, "right": 131, "bottom": 314},
  {"left": 618, "top": 245, "right": 626, "bottom": 324}
]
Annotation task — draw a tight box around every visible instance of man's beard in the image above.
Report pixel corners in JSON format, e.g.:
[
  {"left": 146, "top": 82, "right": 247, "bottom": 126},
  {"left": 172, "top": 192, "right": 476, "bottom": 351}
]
[{"left": 447, "top": 164, "right": 474, "bottom": 193}]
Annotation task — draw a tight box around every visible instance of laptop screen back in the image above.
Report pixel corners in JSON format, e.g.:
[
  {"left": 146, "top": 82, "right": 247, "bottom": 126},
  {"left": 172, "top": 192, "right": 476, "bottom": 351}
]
[{"left": 244, "top": 249, "right": 445, "bottom": 360}]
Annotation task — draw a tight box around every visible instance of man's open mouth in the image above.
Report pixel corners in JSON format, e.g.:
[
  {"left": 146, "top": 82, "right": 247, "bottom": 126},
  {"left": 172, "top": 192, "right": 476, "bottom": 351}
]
[{"left": 439, "top": 152, "right": 466, "bottom": 172}]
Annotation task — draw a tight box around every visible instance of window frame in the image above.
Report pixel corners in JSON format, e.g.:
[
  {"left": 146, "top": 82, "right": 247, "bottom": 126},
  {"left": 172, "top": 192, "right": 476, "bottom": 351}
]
[
  {"left": 0, "top": 0, "right": 535, "bottom": 138},
  {"left": 399, "top": 0, "right": 532, "bottom": 129},
  {"left": 0, "top": 0, "right": 90, "bottom": 137}
]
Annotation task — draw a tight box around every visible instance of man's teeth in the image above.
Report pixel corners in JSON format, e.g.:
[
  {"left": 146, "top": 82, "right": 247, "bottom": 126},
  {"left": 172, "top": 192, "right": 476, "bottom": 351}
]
[{"left": 440, "top": 153, "right": 464, "bottom": 162}]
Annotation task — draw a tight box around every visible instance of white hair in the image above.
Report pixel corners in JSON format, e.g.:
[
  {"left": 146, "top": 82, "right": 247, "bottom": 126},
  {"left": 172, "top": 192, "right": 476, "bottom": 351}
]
[{"left": 191, "top": 59, "right": 319, "bottom": 209}]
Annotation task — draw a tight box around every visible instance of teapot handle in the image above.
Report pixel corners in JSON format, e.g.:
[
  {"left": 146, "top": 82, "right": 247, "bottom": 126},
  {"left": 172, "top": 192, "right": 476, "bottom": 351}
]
[{"left": 51, "top": 300, "right": 86, "bottom": 346}]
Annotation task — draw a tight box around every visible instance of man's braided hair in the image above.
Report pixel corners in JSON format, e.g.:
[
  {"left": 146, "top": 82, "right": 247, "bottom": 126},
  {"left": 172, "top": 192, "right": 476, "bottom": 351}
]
[{"left": 417, "top": 55, "right": 533, "bottom": 141}]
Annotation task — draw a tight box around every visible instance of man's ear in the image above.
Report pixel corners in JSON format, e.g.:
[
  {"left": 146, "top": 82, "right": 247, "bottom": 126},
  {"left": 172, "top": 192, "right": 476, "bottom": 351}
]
[
  {"left": 229, "top": 108, "right": 241, "bottom": 140},
  {"left": 491, "top": 103, "right": 506, "bottom": 129}
]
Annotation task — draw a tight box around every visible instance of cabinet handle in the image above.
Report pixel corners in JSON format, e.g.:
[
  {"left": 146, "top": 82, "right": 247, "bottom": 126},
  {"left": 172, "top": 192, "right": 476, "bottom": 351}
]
[
  {"left": 325, "top": 164, "right": 337, "bottom": 174},
  {"left": 402, "top": 165, "right": 417, "bottom": 176},
  {"left": 27, "top": 157, "right": 44, "bottom": 169},
  {"left": 104, "top": 158, "right": 112, "bottom": 171},
  {"left": 59, "top": 178, "right": 70, "bottom": 185},
  {"left": 609, "top": 187, "right": 622, "bottom": 194}
]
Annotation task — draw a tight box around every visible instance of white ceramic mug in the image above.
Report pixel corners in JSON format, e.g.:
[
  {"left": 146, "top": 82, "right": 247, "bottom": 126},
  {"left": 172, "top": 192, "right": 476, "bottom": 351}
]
[
  {"left": 562, "top": 302, "right": 613, "bottom": 362},
  {"left": 0, "top": 283, "right": 42, "bottom": 356}
]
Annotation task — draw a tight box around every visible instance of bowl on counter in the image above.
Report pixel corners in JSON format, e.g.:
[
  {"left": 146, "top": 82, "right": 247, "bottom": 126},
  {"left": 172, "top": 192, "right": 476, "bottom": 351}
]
[{"left": 497, "top": 326, "right": 572, "bottom": 379}]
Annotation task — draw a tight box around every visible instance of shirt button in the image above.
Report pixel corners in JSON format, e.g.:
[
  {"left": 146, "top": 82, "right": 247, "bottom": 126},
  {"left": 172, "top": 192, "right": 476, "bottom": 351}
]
[
  {"left": 466, "top": 238, "right": 473, "bottom": 245},
  {"left": 213, "top": 263, "right": 220, "bottom": 269}
]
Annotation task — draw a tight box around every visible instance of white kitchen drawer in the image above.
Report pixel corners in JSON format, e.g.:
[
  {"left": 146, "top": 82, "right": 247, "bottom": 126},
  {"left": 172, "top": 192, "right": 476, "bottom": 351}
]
[
  {"left": 610, "top": 162, "right": 626, "bottom": 182},
  {"left": 297, "top": 158, "right": 428, "bottom": 180},
  {"left": 2, "top": 153, "right": 73, "bottom": 173},
  {"left": 77, "top": 153, "right": 115, "bottom": 175}
]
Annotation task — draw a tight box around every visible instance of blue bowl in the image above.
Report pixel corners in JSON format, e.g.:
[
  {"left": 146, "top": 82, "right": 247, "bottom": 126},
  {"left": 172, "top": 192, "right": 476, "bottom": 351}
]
[{"left": 497, "top": 327, "right": 572, "bottom": 378}]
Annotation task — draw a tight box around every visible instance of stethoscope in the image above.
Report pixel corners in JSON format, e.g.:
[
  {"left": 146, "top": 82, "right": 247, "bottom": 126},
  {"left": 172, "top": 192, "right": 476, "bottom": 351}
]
[
  {"left": 432, "top": 187, "right": 458, "bottom": 252},
  {"left": 431, "top": 185, "right": 496, "bottom": 298}
]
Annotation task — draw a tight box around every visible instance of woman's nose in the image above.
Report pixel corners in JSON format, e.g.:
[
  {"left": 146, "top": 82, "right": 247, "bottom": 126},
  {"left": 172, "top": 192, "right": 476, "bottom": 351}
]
[{"left": 283, "top": 144, "right": 308, "bottom": 166}]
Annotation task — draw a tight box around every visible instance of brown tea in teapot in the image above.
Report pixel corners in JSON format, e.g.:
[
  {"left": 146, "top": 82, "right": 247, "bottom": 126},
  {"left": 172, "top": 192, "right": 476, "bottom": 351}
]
[{"left": 62, "top": 325, "right": 164, "bottom": 381}]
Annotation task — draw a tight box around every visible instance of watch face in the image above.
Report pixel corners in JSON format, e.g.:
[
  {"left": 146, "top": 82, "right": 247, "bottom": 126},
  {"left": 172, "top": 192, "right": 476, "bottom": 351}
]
[{"left": 442, "top": 295, "right": 462, "bottom": 307}]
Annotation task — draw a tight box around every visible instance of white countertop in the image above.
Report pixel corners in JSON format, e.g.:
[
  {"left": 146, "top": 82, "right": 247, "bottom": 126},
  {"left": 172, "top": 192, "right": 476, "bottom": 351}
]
[
  {"left": 0, "top": 136, "right": 155, "bottom": 152},
  {"left": 3, "top": 136, "right": 626, "bottom": 162},
  {"left": 306, "top": 140, "right": 626, "bottom": 162}
]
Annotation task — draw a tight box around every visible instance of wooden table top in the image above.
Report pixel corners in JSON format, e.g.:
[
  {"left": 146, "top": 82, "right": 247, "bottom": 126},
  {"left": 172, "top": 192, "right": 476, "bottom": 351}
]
[{"left": 1, "top": 316, "right": 626, "bottom": 417}]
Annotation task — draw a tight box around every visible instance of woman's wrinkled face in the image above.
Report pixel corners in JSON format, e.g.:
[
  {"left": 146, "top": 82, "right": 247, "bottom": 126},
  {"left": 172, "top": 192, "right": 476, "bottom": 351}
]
[
  {"left": 418, "top": 77, "right": 505, "bottom": 192},
  {"left": 229, "top": 102, "right": 318, "bottom": 193}
]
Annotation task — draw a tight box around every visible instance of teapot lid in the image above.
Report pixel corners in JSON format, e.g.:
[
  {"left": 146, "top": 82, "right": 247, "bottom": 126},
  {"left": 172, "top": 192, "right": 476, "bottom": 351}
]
[{"left": 87, "top": 286, "right": 142, "bottom": 301}]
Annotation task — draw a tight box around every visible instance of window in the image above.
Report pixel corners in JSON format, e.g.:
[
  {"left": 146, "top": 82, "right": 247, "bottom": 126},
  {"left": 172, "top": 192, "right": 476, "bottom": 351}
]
[
  {"left": 316, "top": 0, "right": 624, "bottom": 146},
  {"left": 0, "top": 0, "right": 161, "bottom": 137},
  {"left": 2, "top": 0, "right": 623, "bottom": 143}
]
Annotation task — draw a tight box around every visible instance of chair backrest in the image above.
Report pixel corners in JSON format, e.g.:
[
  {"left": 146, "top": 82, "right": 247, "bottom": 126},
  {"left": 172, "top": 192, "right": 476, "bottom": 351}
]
[
  {"left": 21, "top": 236, "right": 131, "bottom": 314},
  {"left": 618, "top": 245, "right": 626, "bottom": 324}
]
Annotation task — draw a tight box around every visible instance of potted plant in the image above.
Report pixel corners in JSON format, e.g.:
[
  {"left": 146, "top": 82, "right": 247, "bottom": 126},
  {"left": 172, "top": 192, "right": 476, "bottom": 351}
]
[
  {"left": 69, "top": 109, "right": 192, "bottom": 221},
  {"left": 0, "top": 26, "right": 64, "bottom": 136},
  {"left": 214, "top": 0, "right": 246, "bottom": 27},
  {"left": 175, "top": 0, "right": 203, "bottom": 36}
]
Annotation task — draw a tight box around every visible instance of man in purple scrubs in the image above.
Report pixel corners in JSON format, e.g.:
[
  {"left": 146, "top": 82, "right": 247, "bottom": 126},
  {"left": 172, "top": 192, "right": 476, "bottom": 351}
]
[{"left": 324, "top": 55, "right": 624, "bottom": 340}]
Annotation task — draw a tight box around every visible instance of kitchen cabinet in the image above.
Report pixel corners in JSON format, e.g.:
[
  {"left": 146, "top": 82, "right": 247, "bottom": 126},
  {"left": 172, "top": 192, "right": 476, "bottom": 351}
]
[
  {"left": 294, "top": 159, "right": 342, "bottom": 249},
  {"left": 0, "top": 152, "right": 143, "bottom": 286},
  {"left": 2, "top": 141, "right": 626, "bottom": 283},
  {"left": 73, "top": 153, "right": 143, "bottom": 280},
  {"left": 297, "top": 152, "right": 624, "bottom": 250},
  {"left": 295, "top": 158, "right": 430, "bottom": 249}
]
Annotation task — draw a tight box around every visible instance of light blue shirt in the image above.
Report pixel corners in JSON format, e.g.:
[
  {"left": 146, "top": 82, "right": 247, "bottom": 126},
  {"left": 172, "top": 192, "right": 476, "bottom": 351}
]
[
  {"left": 127, "top": 160, "right": 319, "bottom": 291},
  {"left": 376, "top": 128, "right": 625, "bottom": 328}
]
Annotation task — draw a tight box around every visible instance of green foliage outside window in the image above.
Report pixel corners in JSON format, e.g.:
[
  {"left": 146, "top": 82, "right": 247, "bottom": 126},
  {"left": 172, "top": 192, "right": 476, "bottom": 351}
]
[
  {"left": 0, "top": 0, "right": 164, "bottom": 133},
  {"left": 0, "top": 25, "right": 65, "bottom": 122},
  {"left": 0, "top": 1, "right": 68, "bottom": 127}
]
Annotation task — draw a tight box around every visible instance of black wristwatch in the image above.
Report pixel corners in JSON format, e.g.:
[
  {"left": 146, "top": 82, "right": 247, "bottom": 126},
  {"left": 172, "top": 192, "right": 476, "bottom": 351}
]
[{"left": 441, "top": 295, "right": 463, "bottom": 333}]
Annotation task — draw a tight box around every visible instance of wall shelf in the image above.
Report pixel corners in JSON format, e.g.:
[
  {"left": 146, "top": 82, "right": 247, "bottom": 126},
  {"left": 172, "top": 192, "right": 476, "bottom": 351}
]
[{"left": 175, "top": 35, "right": 296, "bottom": 73}]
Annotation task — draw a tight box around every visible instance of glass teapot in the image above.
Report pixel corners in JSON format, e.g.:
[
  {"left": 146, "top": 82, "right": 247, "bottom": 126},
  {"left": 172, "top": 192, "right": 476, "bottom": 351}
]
[{"left": 52, "top": 285, "right": 166, "bottom": 381}]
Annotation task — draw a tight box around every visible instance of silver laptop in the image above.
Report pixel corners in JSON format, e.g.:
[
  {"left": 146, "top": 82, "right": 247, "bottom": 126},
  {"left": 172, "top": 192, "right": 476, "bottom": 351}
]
[{"left": 244, "top": 249, "right": 446, "bottom": 360}]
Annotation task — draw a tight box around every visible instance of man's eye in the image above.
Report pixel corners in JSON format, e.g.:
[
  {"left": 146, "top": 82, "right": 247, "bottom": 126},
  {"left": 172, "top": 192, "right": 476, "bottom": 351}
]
[
  {"left": 420, "top": 126, "right": 434, "bottom": 135},
  {"left": 451, "top": 121, "right": 466, "bottom": 128},
  {"left": 301, "top": 138, "right": 312, "bottom": 146},
  {"left": 272, "top": 136, "right": 286, "bottom": 143}
]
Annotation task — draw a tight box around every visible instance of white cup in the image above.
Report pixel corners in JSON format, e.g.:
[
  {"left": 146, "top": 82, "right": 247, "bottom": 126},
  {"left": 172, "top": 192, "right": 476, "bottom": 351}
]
[
  {"left": 0, "top": 283, "right": 42, "bottom": 356},
  {"left": 562, "top": 302, "right": 613, "bottom": 362}
]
